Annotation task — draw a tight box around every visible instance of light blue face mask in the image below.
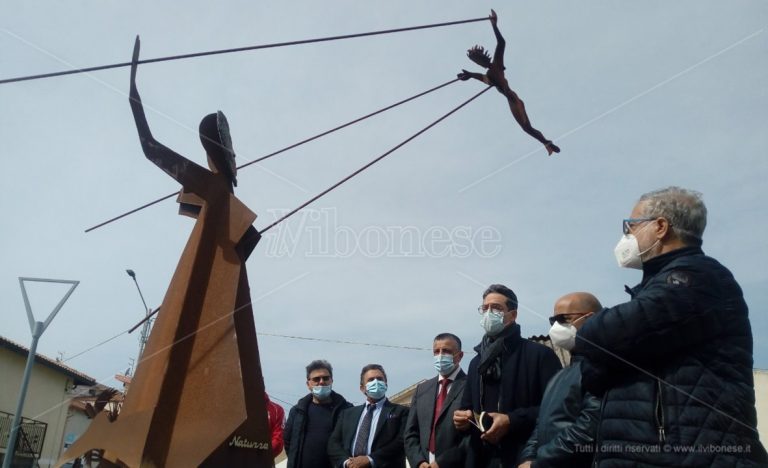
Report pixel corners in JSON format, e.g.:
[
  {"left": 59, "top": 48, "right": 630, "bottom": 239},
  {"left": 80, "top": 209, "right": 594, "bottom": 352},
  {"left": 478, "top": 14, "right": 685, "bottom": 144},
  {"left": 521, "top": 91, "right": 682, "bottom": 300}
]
[
  {"left": 480, "top": 310, "right": 505, "bottom": 336},
  {"left": 433, "top": 354, "right": 456, "bottom": 376},
  {"left": 311, "top": 385, "right": 332, "bottom": 400},
  {"left": 365, "top": 379, "right": 388, "bottom": 400}
]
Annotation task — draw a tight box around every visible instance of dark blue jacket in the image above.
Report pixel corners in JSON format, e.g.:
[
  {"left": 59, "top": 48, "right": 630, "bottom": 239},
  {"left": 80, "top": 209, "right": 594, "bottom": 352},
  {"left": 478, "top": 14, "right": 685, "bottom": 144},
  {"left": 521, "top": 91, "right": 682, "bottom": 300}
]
[{"left": 576, "top": 246, "right": 767, "bottom": 466}]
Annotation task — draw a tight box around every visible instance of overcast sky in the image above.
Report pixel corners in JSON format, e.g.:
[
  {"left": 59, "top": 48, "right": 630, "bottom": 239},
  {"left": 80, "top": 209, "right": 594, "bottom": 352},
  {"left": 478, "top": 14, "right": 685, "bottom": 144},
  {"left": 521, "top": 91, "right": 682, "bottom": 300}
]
[{"left": 2, "top": 1, "right": 766, "bottom": 415}]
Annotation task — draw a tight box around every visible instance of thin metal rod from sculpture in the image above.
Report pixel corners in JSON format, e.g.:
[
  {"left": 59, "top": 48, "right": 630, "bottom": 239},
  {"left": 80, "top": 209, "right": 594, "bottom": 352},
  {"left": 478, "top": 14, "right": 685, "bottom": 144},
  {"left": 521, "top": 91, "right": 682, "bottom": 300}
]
[
  {"left": 84, "top": 77, "right": 460, "bottom": 233},
  {"left": 58, "top": 36, "right": 273, "bottom": 467},
  {"left": 458, "top": 10, "right": 561, "bottom": 156},
  {"left": 1, "top": 17, "right": 488, "bottom": 85}
]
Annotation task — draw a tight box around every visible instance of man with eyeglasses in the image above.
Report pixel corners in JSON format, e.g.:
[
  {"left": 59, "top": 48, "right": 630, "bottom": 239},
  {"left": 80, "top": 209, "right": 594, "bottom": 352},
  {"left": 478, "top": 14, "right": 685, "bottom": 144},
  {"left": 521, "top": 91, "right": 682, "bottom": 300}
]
[
  {"left": 453, "top": 284, "right": 562, "bottom": 468},
  {"left": 575, "top": 186, "right": 767, "bottom": 466},
  {"left": 518, "top": 292, "right": 603, "bottom": 468},
  {"left": 284, "top": 360, "right": 352, "bottom": 468}
]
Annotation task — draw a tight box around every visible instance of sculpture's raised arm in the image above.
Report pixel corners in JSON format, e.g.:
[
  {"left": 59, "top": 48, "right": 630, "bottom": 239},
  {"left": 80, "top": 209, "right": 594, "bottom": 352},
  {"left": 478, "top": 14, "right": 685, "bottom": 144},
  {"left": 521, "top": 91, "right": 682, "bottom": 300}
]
[
  {"left": 489, "top": 10, "right": 505, "bottom": 71},
  {"left": 129, "top": 36, "right": 208, "bottom": 192}
]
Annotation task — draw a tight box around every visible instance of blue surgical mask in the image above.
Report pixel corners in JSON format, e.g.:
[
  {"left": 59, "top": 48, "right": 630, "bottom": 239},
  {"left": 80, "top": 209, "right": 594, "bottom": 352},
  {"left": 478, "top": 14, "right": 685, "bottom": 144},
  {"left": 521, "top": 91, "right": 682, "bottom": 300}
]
[
  {"left": 433, "top": 354, "right": 456, "bottom": 376},
  {"left": 365, "top": 379, "right": 387, "bottom": 400},
  {"left": 480, "top": 310, "right": 505, "bottom": 336},
  {"left": 311, "top": 385, "right": 332, "bottom": 400}
]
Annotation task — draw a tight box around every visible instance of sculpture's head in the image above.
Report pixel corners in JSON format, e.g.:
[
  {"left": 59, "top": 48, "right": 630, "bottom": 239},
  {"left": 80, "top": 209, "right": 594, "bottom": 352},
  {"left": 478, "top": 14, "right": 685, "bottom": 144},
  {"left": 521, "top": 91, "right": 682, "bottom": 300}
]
[
  {"left": 199, "top": 111, "right": 237, "bottom": 186},
  {"left": 467, "top": 45, "right": 492, "bottom": 69}
]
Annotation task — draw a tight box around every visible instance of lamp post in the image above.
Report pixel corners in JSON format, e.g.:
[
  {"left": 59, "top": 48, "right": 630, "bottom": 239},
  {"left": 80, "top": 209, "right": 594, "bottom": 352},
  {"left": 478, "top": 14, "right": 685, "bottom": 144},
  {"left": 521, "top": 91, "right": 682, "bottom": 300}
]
[
  {"left": 3, "top": 277, "right": 79, "bottom": 468},
  {"left": 126, "top": 269, "right": 152, "bottom": 365}
]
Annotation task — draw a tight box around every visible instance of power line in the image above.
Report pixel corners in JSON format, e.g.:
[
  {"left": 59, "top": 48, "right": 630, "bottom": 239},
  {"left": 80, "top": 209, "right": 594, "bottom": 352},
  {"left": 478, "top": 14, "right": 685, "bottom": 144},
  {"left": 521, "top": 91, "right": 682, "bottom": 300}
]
[
  {"left": 62, "top": 309, "right": 429, "bottom": 364},
  {"left": 257, "top": 332, "right": 429, "bottom": 351},
  {"left": 84, "top": 77, "right": 460, "bottom": 233},
  {"left": 259, "top": 85, "right": 493, "bottom": 234},
  {"left": 1, "top": 17, "right": 488, "bottom": 85},
  {"left": 63, "top": 329, "right": 129, "bottom": 363}
]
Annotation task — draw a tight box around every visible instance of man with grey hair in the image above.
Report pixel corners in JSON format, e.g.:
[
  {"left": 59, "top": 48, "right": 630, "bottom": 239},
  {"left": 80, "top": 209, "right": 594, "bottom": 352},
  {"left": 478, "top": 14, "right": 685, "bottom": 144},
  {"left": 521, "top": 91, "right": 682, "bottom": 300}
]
[{"left": 575, "top": 186, "right": 767, "bottom": 466}]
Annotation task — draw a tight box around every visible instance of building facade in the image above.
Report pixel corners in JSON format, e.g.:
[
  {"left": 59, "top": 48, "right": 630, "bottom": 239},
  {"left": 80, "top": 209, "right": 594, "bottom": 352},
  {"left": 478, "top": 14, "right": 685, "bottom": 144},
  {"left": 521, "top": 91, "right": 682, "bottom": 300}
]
[{"left": 1, "top": 336, "right": 95, "bottom": 468}]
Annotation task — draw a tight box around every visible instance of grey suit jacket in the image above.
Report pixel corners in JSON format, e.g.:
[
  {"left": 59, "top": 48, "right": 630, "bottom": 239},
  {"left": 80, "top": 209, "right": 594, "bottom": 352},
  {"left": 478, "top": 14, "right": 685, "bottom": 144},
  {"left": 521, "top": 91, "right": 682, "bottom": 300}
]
[{"left": 404, "top": 370, "right": 467, "bottom": 468}]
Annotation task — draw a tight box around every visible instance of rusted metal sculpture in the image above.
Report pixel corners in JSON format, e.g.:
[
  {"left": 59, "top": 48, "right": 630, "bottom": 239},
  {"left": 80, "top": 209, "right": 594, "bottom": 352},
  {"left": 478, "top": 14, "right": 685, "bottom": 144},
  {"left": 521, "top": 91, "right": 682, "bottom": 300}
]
[
  {"left": 458, "top": 10, "right": 560, "bottom": 156},
  {"left": 59, "top": 36, "right": 273, "bottom": 467}
]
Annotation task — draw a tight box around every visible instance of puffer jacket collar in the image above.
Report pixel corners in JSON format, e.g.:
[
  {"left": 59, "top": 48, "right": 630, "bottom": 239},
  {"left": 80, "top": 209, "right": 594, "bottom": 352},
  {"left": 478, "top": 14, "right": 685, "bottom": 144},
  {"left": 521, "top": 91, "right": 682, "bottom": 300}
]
[{"left": 640, "top": 246, "right": 702, "bottom": 285}]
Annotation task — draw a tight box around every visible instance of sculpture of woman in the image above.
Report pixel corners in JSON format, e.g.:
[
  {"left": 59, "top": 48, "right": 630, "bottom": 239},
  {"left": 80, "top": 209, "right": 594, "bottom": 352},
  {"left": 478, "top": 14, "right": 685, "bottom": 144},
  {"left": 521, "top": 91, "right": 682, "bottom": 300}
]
[{"left": 59, "top": 37, "right": 273, "bottom": 468}]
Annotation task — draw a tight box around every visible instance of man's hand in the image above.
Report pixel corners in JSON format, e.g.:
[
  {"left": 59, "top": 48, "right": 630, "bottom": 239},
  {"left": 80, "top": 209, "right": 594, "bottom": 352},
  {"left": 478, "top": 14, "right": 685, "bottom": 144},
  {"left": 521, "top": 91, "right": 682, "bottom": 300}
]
[
  {"left": 346, "top": 456, "right": 371, "bottom": 468},
  {"left": 453, "top": 409, "right": 472, "bottom": 431},
  {"left": 457, "top": 69, "right": 472, "bottom": 81},
  {"left": 489, "top": 9, "right": 498, "bottom": 25},
  {"left": 480, "top": 412, "right": 510, "bottom": 444},
  {"left": 517, "top": 462, "right": 532, "bottom": 468}
]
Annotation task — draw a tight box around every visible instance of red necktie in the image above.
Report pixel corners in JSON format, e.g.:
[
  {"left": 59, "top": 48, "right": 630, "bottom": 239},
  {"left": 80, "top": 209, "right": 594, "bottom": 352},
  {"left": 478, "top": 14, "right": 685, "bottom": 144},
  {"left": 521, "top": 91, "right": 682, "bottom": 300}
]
[{"left": 429, "top": 379, "right": 451, "bottom": 453}]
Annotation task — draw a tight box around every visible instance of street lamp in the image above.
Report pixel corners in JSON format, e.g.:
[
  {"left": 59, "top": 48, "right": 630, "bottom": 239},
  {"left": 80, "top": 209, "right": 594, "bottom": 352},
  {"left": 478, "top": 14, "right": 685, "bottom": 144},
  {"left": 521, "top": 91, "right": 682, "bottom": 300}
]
[
  {"left": 3, "top": 277, "right": 78, "bottom": 468},
  {"left": 126, "top": 269, "right": 152, "bottom": 364}
]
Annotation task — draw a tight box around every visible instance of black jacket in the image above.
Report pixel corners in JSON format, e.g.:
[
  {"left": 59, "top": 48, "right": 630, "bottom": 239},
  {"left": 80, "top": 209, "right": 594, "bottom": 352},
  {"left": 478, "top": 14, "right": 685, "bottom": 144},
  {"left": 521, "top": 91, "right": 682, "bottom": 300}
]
[
  {"left": 461, "top": 323, "right": 562, "bottom": 467},
  {"left": 518, "top": 357, "right": 600, "bottom": 468},
  {"left": 284, "top": 391, "right": 352, "bottom": 468},
  {"left": 576, "top": 246, "right": 768, "bottom": 466}
]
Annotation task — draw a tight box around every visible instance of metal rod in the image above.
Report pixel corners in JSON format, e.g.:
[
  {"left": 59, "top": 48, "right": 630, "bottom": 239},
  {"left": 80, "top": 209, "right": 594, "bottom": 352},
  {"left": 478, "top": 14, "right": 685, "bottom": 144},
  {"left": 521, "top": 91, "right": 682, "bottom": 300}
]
[
  {"left": 84, "top": 77, "right": 460, "bottom": 233},
  {"left": 1, "top": 17, "right": 488, "bottom": 85},
  {"left": 128, "top": 307, "right": 161, "bottom": 334},
  {"left": 259, "top": 85, "right": 493, "bottom": 234}
]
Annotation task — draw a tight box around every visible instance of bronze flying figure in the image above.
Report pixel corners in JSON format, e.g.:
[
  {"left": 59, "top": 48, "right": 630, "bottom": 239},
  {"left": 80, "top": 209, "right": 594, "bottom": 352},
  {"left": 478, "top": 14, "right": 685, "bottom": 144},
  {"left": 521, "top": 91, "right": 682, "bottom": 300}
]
[{"left": 458, "top": 10, "right": 560, "bottom": 156}]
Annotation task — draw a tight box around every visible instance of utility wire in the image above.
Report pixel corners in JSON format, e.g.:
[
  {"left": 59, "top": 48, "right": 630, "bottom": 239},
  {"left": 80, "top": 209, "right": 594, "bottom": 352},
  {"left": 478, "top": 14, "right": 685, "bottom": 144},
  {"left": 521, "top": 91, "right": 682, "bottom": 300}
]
[
  {"left": 258, "top": 332, "right": 429, "bottom": 351},
  {"left": 1, "top": 17, "right": 488, "bottom": 85},
  {"left": 84, "top": 78, "right": 460, "bottom": 233},
  {"left": 259, "top": 85, "right": 493, "bottom": 234},
  {"left": 63, "top": 329, "right": 129, "bottom": 363},
  {"left": 63, "top": 310, "right": 429, "bottom": 363}
]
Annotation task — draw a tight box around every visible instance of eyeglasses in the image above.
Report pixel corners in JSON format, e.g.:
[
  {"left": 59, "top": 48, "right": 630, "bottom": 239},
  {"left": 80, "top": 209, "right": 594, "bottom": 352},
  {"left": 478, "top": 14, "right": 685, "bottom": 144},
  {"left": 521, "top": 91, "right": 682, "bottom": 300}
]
[
  {"left": 622, "top": 218, "right": 656, "bottom": 235},
  {"left": 477, "top": 304, "right": 506, "bottom": 314},
  {"left": 548, "top": 314, "right": 586, "bottom": 326},
  {"left": 309, "top": 375, "right": 331, "bottom": 383}
]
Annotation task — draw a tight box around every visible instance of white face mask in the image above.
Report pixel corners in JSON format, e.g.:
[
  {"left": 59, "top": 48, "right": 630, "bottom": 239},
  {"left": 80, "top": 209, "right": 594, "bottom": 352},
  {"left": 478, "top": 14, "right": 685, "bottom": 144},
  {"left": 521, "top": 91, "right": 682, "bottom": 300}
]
[
  {"left": 614, "top": 233, "right": 660, "bottom": 269},
  {"left": 614, "top": 234, "right": 643, "bottom": 269},
  {"left": 480, "top": 310, "right": 506, "bottom": 336},
  {"left": 549, "top": 321, "right": 577, "bottom": 350}
]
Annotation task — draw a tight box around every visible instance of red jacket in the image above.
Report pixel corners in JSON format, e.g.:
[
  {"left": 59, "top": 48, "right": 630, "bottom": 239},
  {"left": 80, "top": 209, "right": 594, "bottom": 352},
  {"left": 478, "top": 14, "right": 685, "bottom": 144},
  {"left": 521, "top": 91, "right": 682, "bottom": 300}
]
[{"left": 266, "top": 394, "right": 285, "bottom": 456}]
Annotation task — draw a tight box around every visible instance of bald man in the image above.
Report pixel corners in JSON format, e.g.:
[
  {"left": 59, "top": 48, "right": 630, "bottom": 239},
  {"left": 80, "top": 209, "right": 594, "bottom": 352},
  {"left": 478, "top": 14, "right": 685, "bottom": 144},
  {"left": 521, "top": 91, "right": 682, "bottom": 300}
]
[{"left": 517, "top": 293, "right": 603, "bottom": 468}]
